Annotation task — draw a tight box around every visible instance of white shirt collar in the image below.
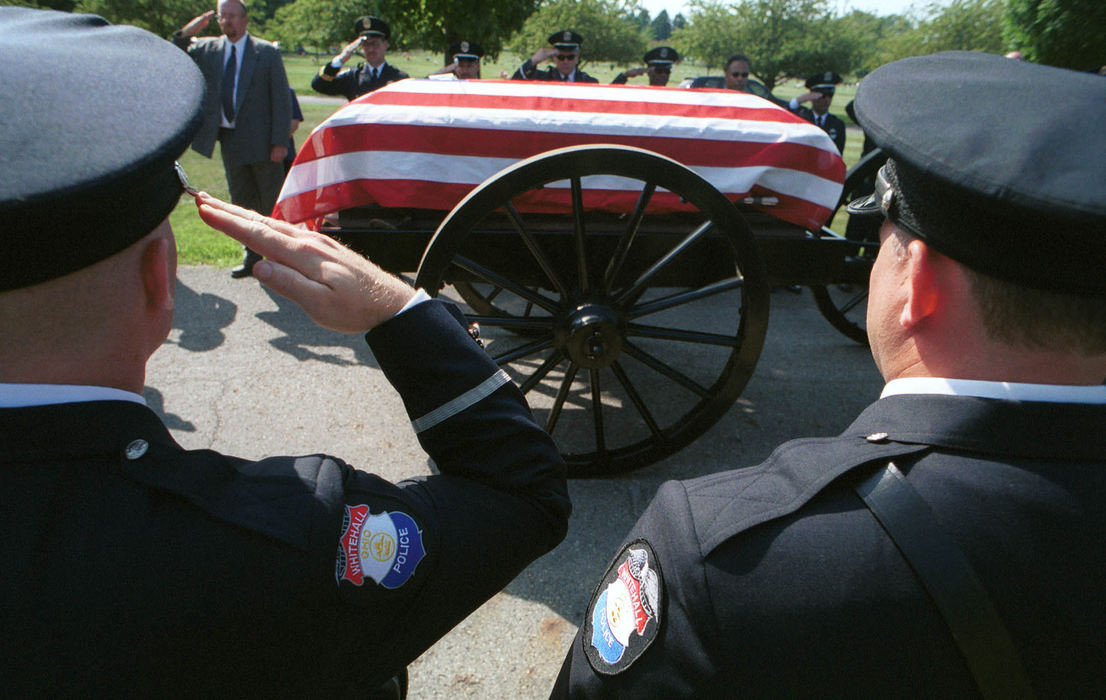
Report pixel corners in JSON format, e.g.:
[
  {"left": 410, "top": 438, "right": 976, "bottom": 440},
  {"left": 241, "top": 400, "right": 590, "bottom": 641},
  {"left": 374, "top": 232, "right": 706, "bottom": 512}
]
[
  {"left": 881, "top": 377, "right": 1106, "bottom": 404},
  {"left": 225, "top": 32, "right": 248, "bottom": 57},
  {"left": 0, "top": 383, "right": 146, "bottom": 408}
]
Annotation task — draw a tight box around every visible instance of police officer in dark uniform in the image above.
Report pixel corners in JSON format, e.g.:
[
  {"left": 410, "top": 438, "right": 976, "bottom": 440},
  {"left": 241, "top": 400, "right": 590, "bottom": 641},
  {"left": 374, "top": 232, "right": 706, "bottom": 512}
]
[
  {"left": 789, "top": 71, "right": 847, "bottom": 153},
  {"left": 512, "top": 30, "right": 599, "bottom": 83},
  {"left": 312, "top": 15, "right": 409, "bottom": 101},
  {"left": 429, "top": 40, "right": 484, "bottom": 80},
  {"left": 553, "top": 51, "right": 1106, "bottom": 698},
  {"left": 0, "top": 9, "right": 569, "bottom": 697},
  {"left": 611, "top": 46, "right": 679, "bottom": 86}
]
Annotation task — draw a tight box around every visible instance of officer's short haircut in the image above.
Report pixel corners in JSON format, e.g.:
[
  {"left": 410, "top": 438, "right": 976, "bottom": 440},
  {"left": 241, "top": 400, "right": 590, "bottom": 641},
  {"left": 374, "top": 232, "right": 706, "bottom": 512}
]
[{"left": 726, "top": 53, "right": 752, "bottom": 71}]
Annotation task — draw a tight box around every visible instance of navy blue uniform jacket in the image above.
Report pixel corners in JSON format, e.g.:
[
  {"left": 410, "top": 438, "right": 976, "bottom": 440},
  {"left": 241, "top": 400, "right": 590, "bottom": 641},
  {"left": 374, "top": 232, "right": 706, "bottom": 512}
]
[
  {"left": 312, "top": 61, "right": 409, "bottom": 101},
  {"left": 1, "top": 301, "right": 569, "bottom": 696},
  {"left": 555, "top": 393, "right": 1106, "bottom": 697}
]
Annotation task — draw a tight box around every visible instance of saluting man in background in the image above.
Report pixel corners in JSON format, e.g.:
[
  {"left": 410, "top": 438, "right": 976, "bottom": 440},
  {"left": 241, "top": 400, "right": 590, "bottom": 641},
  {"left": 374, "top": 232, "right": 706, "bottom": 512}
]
[
  {"left": 512, "top": 30, "right": 598, "bottom": 83},
  {"left": 312, "top": 16, "right": 409, "bottom": 101}
]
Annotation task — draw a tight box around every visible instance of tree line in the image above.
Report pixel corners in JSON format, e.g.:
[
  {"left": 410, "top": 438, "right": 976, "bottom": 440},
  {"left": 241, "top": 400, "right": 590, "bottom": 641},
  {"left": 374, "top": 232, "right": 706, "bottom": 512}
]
[{"left": 10, "top": 0, "right": 1103, "bottom": 83}]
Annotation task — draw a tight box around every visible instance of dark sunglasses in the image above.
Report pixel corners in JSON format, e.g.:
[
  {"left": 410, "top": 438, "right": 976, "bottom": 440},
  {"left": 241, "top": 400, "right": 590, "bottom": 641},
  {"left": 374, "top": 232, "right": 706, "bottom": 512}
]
[
  {"left": 555, "top": 54, "right": 577, "bottom": 61},
  {"left": 730, "top": 71, "right": 749, "bottom": 77},
  {"left": 456, "top": 57, "right": 479, "bottom": 64}
]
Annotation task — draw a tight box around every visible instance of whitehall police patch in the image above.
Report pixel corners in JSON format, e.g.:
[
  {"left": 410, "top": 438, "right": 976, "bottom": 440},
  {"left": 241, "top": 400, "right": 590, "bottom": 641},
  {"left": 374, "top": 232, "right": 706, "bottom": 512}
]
[
  {"left": 583, "top": 539, "right": 664, "bottom": 674},
  {"left": 335, "top": 505, "right": 426, "bottom": 589}
]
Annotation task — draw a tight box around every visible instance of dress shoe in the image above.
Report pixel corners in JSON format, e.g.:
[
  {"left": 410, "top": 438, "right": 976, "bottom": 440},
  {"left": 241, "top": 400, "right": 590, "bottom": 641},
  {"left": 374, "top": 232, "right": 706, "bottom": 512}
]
[{"left": 230, "top": 249, "right": 262, "bottom": 278}]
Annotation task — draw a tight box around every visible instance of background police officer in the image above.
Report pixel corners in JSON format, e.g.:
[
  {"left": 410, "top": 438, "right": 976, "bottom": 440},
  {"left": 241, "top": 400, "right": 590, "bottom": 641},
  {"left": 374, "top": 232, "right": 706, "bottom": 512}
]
[
  {"left": 312, "top": 15, "right": 409, "bottom": 100},
  {"left": 612, "top": 46, "right": 679, "bottom": 86},
  {"left": 790, "top": 71, "right": 847, "bottom": 153},
  {"left": 512, "top": 30, "right": 598, "bottom": 83}
]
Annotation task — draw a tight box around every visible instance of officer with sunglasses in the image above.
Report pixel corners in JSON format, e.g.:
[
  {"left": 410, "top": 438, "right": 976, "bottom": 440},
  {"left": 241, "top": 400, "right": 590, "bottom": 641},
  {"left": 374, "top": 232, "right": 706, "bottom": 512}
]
[
  {"left": 612, "top": 46, "right": 679, "bottom": 87},
  {"left": 512, "top": 29, "right": 598, "bottom": 83}
]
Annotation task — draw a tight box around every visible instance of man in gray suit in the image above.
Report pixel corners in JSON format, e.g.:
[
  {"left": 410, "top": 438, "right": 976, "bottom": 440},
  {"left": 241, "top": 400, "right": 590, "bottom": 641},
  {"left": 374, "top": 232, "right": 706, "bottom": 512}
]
[{"left": 173, "top": 0, "right": 291, "bottom": 278}]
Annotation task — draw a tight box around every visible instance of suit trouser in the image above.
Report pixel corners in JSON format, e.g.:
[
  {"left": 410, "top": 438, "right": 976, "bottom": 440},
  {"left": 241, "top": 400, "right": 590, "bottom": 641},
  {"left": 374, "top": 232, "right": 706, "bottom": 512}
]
[{"left": 221, "top": 156, "right": 285, "bottom": 217}]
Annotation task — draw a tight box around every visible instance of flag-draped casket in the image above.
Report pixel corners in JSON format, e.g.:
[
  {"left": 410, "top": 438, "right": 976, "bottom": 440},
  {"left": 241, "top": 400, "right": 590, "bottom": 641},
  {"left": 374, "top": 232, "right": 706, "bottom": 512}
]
[{"left": 274, "top": 79, "right": 845, "bottom": 232}]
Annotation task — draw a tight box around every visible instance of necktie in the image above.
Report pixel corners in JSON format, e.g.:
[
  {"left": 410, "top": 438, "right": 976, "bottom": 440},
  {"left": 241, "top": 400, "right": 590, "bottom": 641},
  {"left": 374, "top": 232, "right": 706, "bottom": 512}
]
[
  {"left": 222, "top": 44, "right": 237, "bottom": 122},
  {"left": 372, "top": 66, "right": 379, "bottom": 81}
]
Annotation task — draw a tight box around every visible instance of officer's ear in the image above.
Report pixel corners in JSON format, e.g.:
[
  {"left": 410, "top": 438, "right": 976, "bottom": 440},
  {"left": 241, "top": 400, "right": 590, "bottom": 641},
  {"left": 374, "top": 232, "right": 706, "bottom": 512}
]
[
  {"left": 900, "top": 238, "right": 941, "bottom": 330},
  {"left": 139, "top": 223, "right": 176, "bottom": 316}
]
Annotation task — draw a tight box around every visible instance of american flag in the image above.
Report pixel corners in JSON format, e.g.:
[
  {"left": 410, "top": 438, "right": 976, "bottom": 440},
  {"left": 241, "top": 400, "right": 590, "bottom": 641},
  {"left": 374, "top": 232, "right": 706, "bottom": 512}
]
[{"left": 275, "top": 79, "right": 845, "bottom": 231}]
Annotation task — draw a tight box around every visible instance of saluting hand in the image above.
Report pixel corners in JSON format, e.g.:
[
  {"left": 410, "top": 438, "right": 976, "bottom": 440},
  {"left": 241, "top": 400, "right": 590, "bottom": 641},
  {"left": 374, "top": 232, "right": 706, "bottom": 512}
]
[
  {"left": 193, "top": 193, "right": 416, "bottom": 333},
  {"left": 181, "top": 10, "right": 214, "bottom": 38}
]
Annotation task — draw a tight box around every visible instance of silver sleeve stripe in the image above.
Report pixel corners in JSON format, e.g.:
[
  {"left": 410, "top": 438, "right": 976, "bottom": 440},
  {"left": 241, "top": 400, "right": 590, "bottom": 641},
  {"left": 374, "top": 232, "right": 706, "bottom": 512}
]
[{"left": 410, "top": 369, "right": 513, "bottom": 434}]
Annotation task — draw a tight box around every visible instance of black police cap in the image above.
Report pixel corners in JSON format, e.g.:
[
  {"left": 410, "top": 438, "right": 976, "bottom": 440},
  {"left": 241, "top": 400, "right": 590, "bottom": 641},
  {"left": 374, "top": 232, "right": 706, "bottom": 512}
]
[
  {"left": 449, "top": 40, "right": 484, "bottom": 60},
  {"left": 0, "top": 8, "right": 203, "bottom": 292},
  {"left": 805, "top": 71, "right": 841, "bottom": 94},
  {"left": 355, "top": 16, "right": 390, "bottom": 39},
  {"left": 849, "top": 51, "right": 1106, "bottom": 296},
  {"left": 645, "top": 46, "right": 679, "bottom": 65},
  {"left": 548, "top": 30, "right": 583, "bottom": 50}
]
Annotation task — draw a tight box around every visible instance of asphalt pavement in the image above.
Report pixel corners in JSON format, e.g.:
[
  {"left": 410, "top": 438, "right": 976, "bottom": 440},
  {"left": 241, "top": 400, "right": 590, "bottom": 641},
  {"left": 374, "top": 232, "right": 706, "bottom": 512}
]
[{"left": 148, "top": 266, "right": 883, "bottom": 698}]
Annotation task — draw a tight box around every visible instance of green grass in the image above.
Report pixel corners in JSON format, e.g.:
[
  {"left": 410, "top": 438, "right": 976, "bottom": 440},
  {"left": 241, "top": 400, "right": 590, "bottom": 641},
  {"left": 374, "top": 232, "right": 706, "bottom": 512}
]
[{"left": 173, "top": 53, "right": 862, "bottom": 266}]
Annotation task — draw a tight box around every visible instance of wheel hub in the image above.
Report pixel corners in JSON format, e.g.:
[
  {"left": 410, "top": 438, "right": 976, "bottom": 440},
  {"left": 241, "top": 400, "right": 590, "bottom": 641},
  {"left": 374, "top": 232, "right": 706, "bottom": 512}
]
[{"left": 557, "top": 303, "right": 624, "bottom": 369}]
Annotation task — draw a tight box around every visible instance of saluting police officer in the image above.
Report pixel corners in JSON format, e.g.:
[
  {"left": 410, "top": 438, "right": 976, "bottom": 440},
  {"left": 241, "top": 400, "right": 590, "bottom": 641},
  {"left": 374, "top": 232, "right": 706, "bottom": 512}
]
[
  {"left": 312, "top": 15, "right": 409, "bottom": 101},
  {"left": 790, "top": 71, "right": 847, "bottom": 153},
  {"left": 611, "top": 46, "right": 679, "bottom": 87},
  {"left": 512, "top": 30, "right": 599, "bottom": 83},
  {"left": 554, "top": 51, "right": 1106, "bottom": 698},
  {"left": 428, "top": 40, "right": 484, "bottom": 80},
  {"left": 0, "top": 9, "right": 568, "bottom": 697}
]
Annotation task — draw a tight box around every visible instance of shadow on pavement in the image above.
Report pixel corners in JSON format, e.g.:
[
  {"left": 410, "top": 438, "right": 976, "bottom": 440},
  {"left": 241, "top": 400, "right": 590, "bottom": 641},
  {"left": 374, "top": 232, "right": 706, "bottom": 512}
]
[
  {"left": 170, "top": 279, "right": 236, "bottom": 352},
  {"left": 258, "top": 286, "right": 379, "bottom": 368}
]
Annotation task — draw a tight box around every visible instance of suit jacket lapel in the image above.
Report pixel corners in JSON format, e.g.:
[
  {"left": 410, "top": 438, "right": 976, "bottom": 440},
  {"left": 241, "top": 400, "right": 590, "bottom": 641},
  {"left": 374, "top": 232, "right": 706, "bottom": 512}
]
[{"left": 235, "top": 35, "right": 257, "bottom": 115}]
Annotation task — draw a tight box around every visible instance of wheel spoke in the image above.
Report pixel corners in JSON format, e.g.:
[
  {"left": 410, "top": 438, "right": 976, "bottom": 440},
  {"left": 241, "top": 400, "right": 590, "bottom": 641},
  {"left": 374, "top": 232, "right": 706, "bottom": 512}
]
[
  {"left": 571, "top": 176, "right": 589, "bottom": 293},
  {"left": 628, "top": 277, "right": 744, "bottom": 319},
  {"left": 546, "top": 363, "right": 580, "bottom": 435},
  {"left": 517, "top": 350, "right": 565, "bottom": 395},
  {"left": 621, "top": 340, "right": 711, "bottom": 397},
  {"left": 589, "top": 368, "right": 606, "bottom": 456},
  {"left": 610, "top": 360, "right": 662, "bottom": 438},
  {"left": 452, "top": 255, "right": 559, "bottom": 312},
  {"left": 614, "top": 219, "right": 714, "bottom": 304},
  {"left": 603, "top": 182, "right": 656, "bottom": 294},
  {"left": 491, "top": 336, "right": 554, "bottom": 365},
  {"left": 504, "top": 201, "right": 571, "bottom": 299},
  {"left": 836, "top": 289, "right": 868, "bottom": 314},
  {"left": 627, "top": 323, "right": 741, "bottom": 347}
]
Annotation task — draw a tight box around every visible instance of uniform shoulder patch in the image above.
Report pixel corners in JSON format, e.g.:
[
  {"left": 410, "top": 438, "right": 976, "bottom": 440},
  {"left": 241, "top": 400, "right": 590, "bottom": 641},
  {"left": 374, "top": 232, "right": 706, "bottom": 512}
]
[
  {"left": 335, "top": 505, "right": 426, "bottom": 589},
  {"left": 582, "top": 538, "right": 664, "bottom": 675}
]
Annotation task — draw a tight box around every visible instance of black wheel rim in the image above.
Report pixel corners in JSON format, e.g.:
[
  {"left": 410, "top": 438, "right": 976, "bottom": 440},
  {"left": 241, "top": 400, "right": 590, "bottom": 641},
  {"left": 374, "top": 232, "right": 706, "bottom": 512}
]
[{"left": 416, "top": 145, "right": 769, "bottom": 477}]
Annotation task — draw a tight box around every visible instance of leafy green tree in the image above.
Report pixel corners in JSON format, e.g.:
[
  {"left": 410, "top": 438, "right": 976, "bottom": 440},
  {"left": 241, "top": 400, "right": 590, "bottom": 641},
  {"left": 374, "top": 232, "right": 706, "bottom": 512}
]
[
  {"left": 650, "top": 9, "right": 671, "bottom": 40},
  {"left": 74, "top": 0, "right": 212, "bottom": 37},
  {"left": 674, "top": 0, "right": 862, "bottom": 90},
  {"left": 877, "top": 0, "right": 1004, "bottom": 64},
  {"left": 1004, "top": 0, "right": 1106, "bottom": 70},
  {"left": 2, "top": 0, "right": 78, "bottom": 10},
  {"left": 671, "top": 12, "right": 686, "bottom": 30},
  {"left": 265, "top": 0, "right": 371, "bottom": 51},
  {"left": 507, "top": 0, "right": 648, "bottom": 67},
  {"left": 633, "top": 7, "right": 650, "bottom": 30}
]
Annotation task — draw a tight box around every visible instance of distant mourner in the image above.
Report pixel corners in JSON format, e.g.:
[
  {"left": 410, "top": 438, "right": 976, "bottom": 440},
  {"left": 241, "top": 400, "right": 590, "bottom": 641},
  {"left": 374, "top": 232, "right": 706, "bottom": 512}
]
[
  {"left": 554, "top": 51, "right": 1106, "bottom": 698},
  {"left": 0, "top": 8, "right": 569, "bottom": 697},
  {"left": 429, "top": 40, "right": 484, "bottom": 80},
  {"left": 312, "top": 15, "right": 409, "bottom": 101},
  {"left": 611, "top": 46, "right": 679, "bottom": 87},
  {"left": 723, "top": 53, "right": 752, "bottom": 92},
  {"left": 512, "top": 30, "right": 598, "bottom": 83},
  {"left": 171, "top": 0, "right": 291, "bottom": 278},
  {"left": 789, "top": 71, "right": 846, "bottom": 153}
]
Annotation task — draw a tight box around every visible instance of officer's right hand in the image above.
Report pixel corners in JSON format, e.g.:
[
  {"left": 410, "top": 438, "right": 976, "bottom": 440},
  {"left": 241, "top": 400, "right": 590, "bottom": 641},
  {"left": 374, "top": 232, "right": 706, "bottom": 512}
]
[
  {"left": 194, "top": 193, "right": 416, "bottom": 333},
  {"left": 181, "top": 11, "right": 214, "bottom": 38},
  {"left": 531, "top": 47, "right": 556, "bottom": 64},
  {"left": 336, "top": 36, "right": 365, "bottom": 64}
]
